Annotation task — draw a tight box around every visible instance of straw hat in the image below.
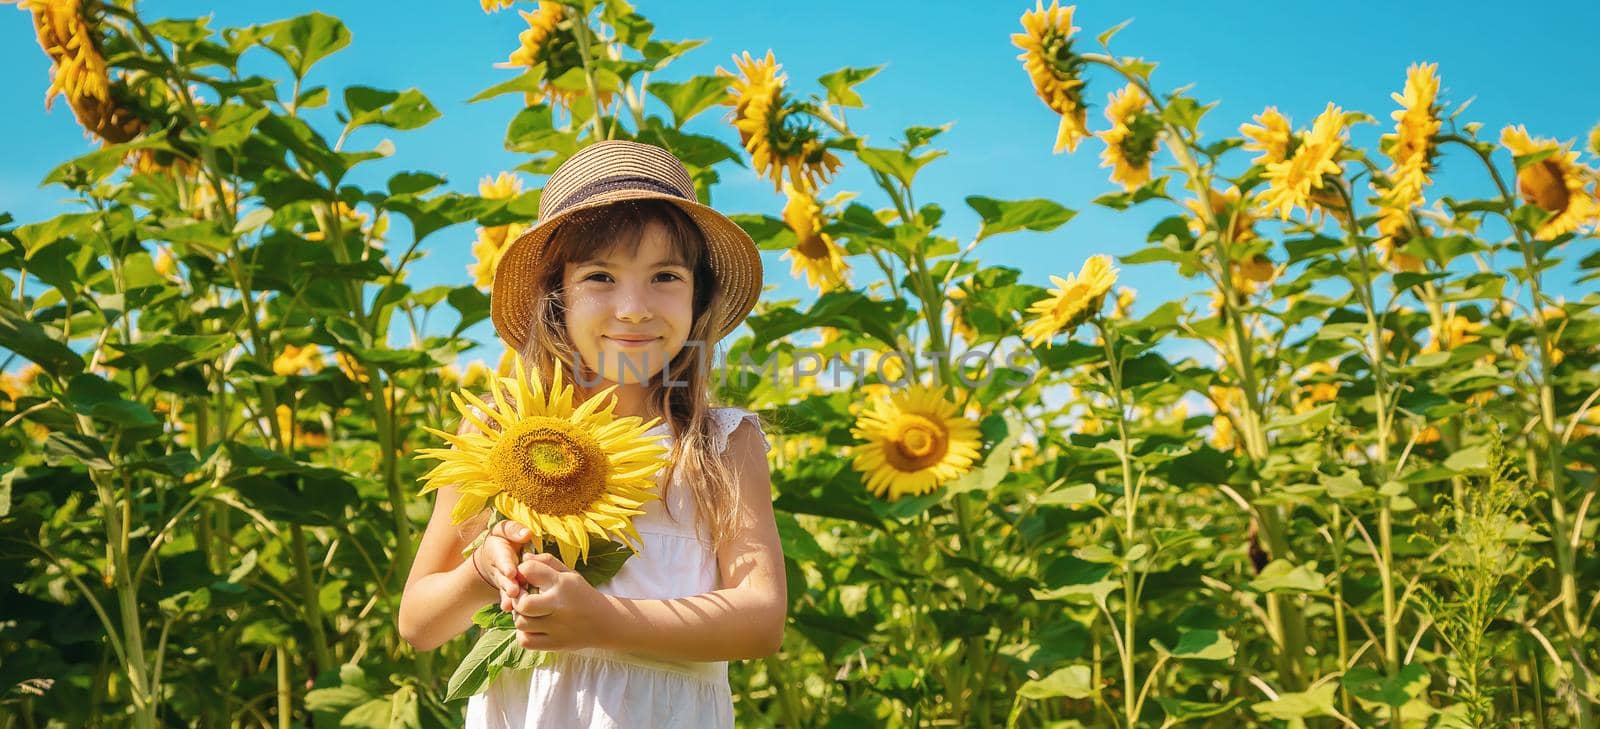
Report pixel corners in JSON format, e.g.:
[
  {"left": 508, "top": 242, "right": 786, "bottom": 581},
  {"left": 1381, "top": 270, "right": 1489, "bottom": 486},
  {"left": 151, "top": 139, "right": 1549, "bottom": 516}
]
[{"left": 490, "top": 140, "right": 764, "bottom": 354}]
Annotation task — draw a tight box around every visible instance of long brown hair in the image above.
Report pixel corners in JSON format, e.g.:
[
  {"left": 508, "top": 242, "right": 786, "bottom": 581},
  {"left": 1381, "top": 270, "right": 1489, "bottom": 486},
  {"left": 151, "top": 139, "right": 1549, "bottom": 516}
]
[{"left": 490, "top": 198, "right": 747, "bottom": 550}]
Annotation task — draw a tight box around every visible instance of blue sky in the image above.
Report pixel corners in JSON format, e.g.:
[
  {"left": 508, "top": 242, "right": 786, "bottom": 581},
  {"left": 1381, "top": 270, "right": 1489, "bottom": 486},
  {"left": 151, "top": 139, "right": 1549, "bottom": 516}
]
[{"left": 4, "top": 1, "right": 1597, "bottom": 366}]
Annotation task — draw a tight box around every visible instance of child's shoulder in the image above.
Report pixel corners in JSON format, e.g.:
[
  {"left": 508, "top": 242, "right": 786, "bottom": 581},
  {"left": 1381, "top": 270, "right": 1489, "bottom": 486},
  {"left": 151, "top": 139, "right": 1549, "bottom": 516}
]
[{"left": 708, "top": 406, "right": 770, "bottom": 457}]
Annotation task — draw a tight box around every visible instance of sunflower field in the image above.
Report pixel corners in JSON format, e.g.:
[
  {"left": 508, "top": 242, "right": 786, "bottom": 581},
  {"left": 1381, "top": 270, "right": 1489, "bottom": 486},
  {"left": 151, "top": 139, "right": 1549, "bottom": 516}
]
[{"left": 3, "top": 0, "right": 1599, "bottom": 727}]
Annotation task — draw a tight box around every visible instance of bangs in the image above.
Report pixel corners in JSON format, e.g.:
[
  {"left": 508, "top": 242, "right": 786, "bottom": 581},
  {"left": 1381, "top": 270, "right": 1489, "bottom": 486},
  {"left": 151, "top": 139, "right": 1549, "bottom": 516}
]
[
  {"left": 548, "top": 199, "right": 707, "bottom": 271},
  {"left": 541, "top": 198, "right": 716, "bottom": 317}
]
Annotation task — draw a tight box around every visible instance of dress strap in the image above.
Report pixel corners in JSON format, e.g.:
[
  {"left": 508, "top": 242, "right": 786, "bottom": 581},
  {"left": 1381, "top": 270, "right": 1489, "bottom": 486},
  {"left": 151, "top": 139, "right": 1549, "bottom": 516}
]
[{"left": 709, "top": 407, "right": 771, "bottom": 456}]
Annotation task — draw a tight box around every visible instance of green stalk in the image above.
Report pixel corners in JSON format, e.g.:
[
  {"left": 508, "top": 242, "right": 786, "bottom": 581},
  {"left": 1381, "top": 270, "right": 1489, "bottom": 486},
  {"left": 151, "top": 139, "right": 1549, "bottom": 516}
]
[
  {"left": 1330, "top": 183, "right": 1402, "bottom": 727},
  {"left": 1081, "top": 52, "right": 1311, "bottom": 687},
  {"left": 1444, "top": 136, "right": 1593, "bottom": 729},
  {"left": 570, "top": 7, "right": 611, "bottom": 140},
  {"left": 1100, "top": 322, "right": 1142, "bottom": 728},
  {"left": 289, "top": 524, "right": 336, "bottom": 672},
  {"left": 276, "top": 645, "right": 291, "bottom": 729}
]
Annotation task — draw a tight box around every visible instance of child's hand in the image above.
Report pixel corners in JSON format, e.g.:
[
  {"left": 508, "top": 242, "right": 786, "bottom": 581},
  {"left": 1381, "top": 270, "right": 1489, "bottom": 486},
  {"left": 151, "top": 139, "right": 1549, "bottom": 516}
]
[
  {"left": 510, "top": 552, "right": 617, "bottom": 652},
  {"left": 475, "top": 521, "right": 536, "bottom": 613}
]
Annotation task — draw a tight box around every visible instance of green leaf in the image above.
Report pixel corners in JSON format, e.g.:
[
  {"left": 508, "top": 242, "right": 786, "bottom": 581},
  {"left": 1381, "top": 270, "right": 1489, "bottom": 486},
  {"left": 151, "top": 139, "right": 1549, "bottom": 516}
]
[
  {"left": 305, "top": 685, "right": 373, "bottom": 715},
  {"left": 945, "top": 430, "right": 1016, "bottom": 495},
  {"left": 388, "top": 172, "right": 446, "bottom": 196},
  {"left": 965, "top": 196, "right": 1076, "bottom": 241},
  {"left": 447, "top": 286, "right": 492, "bottom": 337},
  {"left": 1249, "top": 560, "right": 1327, "bottom": 593},
  {"left": 445, "top": 628, "right": 518, "bottom": 702},
  {"left": 44, "top": 432, "right": 112, "bottom": 470},
  {"left": 44, "top": 137, "right": 170, "bottom": 187},
  {"left": 105, "top": 334, "right": 232, "bottom": 373},
  {"left": 1033, "top": 555, "right": 1118, "bottom": 607},
  {"left": 1444, "top": 443, "right": 1491, "bottom": 473},
  {"left": 857, "top": 146, "right": 944, "bottom": 190},
  {"left": 257, "top": 12, "right": 351, "bottom": 79},
  {"left": 1161, "top": 96, "right": 1214, "bottom": 134},
  {"left": 817, "top": 65, "right": 883, "bottom": 108},
  {"left": 66, "top": 374, "right": 158, "bottom": 429},
  {"left": 1017, "top": 665, "right": 1096, "bottom": 700},
  {"left": 342, "top": 697, "right": 394, "bottom": 729},
  {"left": 150, "top": 17, "right": 213, "bottom": 48},
  {"left": 504, "top": 105, "right": 579, "bottom": 158},
  {"left": 1097, "top": 19, "right": 1133, "bottom": 47},
  {"left": 1157, "top": 696, "right": 1248, "bottom": 723},
  {"left": 746, "top": 292, "right": 906, "bottom": 351},
  {"left": 728, "top": 214, "right": 796, "bottom": 251},
  {"left": 344, "top": 87, "right": 440, "bottom": 131},
  {"left": 646, "top": 76, "right": 732, "bottom": 128},
  {"left": 1035, "top": 483, "right": 1098, "bottom": 507},
  {"left": 471, "top": 603, "right": 514, "bottom": 630},
  {"left": 1252, "top": 683, "right": 1339, "bottom": 721},
  {"left": 1266, "top": 403, "right": 1334, "bottom": 433},
  {"left": 0, "top": 301, "right": 84, "bottom": 375},
  {"left": 1341, "top": 664, "right": 1429, "bottom": 708},
  {"left": 1166, "top": 629, "right": 1236, "bottom": 660},
  {"left": 469, "top": 65, "right": 547, "bottom": 104},
  {"left": 573, "top": 540, "right": 633, "bottom": 587}
]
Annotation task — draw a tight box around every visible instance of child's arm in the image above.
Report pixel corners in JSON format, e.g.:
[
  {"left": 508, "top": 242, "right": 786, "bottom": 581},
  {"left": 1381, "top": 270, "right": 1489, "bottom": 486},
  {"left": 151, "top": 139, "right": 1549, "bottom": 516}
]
[
  {"left": 397, "top": 505, "right": 501, "bottom": 652},
  {"left": 511, "top": 418, "right": 788, "bottom": 661},
  {"left": 397, "top": 411, "right": 521, "bottom": 652}
]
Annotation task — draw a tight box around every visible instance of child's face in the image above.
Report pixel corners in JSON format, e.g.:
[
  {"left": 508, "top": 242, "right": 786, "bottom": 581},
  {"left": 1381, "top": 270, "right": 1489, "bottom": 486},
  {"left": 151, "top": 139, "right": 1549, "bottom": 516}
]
[{"left": 561, "top": 221, "right": 695, "bottom": 387}]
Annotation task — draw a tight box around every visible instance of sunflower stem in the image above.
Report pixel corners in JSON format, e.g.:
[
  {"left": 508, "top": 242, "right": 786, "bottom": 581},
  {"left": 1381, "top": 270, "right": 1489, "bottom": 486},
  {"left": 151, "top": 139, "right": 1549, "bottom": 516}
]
[
  {"left": 1100, "top": 320, "right": 1143, "bottom": 728},
  {"left": 570, "top": 5, "right": 610, "bottom": 141},
  {"left": 1086, "top": 50, "right": 1311, "bottom": 689},
  {"left": 1444, "top": 135, "right": 1594, "bottom": 728}
]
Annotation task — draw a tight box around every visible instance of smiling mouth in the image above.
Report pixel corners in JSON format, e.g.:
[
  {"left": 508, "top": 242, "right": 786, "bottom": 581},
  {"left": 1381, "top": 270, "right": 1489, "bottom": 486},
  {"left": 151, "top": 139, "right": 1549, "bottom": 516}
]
[{"left": 604, "top": 336, "right": 660, "bottom": 345}]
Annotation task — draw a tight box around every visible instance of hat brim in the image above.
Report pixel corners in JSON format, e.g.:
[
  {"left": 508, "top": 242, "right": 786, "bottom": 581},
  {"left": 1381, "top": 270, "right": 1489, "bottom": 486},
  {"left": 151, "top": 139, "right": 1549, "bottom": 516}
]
[{"left": 490, "top": 188, "right": 764, "bottom": 355}]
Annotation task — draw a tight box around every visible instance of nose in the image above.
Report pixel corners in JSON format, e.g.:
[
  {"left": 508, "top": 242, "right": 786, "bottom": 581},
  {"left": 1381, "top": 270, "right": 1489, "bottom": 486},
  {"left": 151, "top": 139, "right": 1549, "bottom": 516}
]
[{"left": 614, "top": 280, "right": 653, "bottom": 323}]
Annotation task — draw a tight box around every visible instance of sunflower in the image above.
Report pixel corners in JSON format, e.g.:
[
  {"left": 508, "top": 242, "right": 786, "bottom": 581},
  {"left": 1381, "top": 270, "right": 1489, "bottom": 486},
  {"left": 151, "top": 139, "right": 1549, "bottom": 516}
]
[
  {"left": 850, "top": 384, "right": 982, "bottom": 501},
  {"left": 335, "top": 351, "right": 369, "bottom": 384},
  {"left": 1374, "top": 212, "right": 1427, "bottom": 273},
  {"left": 1420, "top": 312, "right": 1484, "bottom": 355},
  {"left": 1236, "top": 254, "right": 1275, "bottom": 283},
  {"left": 304, "top": 201, "right": 387, "bottom": 245},
  {"left": 1097, "top": 84, "right": 1160, "bottom": 190},
  {"left": 273, "top": 344, "right": 325, "bottom": 376},
  {"left": 1110, "top": 286, "right": 1136, "bottom": 319},
  {"left": 276, "top": 405, "right": 330, "bottom": 449},
  {"left": 458, "top": 359, "right": 496, "bottom": 390},
  {"left": 945, "top": 286, "right": 979, "bottom": 343},
  {"left": 1207, "top": 385, "right": 1246, "bottom": 453},
  {"left": 1240, "top": 107, "right": 1293, "bottom": 166},
  {"left": 718, "top": 51, "right": 841, "bottom": 193},
  {"left": 1259, "top": 103, "right": 1346, "bottom": 220},
  {"left": 1184, "top": 185, "right": 1258, "bottom": 243},
  {"left": 1381, "top": 63, "right": 1441, "bottom": 206},
  {"left": 468, "top": 172, "right": 530, "bottom": 291},
  {"left": 1022, "top": 254, "right": 1119, "bottom": 348},
  {"left": 15, "top": 0, "right": 146, "bottom": 144},
  {"left": 415, "top": 354, "right": 671, "bottom": 566},
  {"left": 1374, "top": 64, "right": 1442, "bottom": 265},
  {"left": 480, "top": 0, "right": 514, "bottom": 12},
  {"left": 1013, "top": 0, "right": 1089, "bottom": 153},
  {"left": 1292, "top": 361, "right": 1340, "bottom": 414},
  {"left": 780, "top": 183, "right": 851, "bottom": 291},
  {"left": 501, "top": 2, "right": 604, "bottom": 112},
  {"left": 153, "top": 246, "right": 177, "bottom": 279},
  {"left": 1500, "top": 125, "right": 1598, "bottom": 240}
]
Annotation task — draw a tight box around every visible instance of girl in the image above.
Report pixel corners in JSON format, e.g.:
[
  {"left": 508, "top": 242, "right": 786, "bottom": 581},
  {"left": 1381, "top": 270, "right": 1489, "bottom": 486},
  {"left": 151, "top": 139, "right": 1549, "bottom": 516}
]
[{"left": 397, "top": 141, "right": 787, "bottom": 728}]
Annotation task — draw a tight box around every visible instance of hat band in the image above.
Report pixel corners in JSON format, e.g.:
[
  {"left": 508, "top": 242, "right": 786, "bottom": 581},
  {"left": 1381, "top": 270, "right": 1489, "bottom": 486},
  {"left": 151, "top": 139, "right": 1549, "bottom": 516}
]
[{"left": 543, "top": 175, "right": 690, "bottom": 220}]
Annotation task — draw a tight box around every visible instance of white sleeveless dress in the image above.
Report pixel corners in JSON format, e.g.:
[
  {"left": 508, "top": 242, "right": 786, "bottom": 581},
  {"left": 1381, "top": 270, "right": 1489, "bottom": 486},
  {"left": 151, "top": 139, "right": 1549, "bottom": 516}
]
[{"left": 463, "top": 407, "right": 769, "bottom": 729}]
